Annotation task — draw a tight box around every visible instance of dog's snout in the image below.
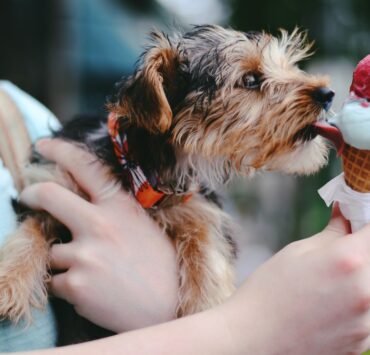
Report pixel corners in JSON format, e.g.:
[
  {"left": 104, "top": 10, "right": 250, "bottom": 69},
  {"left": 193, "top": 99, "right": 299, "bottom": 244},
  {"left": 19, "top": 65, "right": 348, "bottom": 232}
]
[{"left": 313, "top": 87, "right": 335, "bottom": 111}]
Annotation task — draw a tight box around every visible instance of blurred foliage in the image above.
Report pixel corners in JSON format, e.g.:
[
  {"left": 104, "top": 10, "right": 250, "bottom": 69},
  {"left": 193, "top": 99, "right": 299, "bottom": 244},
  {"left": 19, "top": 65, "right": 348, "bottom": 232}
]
[
  {"left": 229, "top": 0, "right": 323, "bottom": 36},
  {"left": 229, "top": 0, "right": 370, "bottom": 59}
]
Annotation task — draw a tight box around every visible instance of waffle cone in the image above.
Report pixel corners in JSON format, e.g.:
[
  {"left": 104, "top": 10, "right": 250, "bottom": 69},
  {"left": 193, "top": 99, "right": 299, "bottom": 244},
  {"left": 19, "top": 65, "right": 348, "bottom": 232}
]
[{"left": 342, "top": 144, "right": 370, "bottom": 192}]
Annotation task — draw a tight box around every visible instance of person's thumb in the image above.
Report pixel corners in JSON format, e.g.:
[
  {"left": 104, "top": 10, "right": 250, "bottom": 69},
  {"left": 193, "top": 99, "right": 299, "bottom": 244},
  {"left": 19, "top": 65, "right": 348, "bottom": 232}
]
[{"left": 325, "top": 202, "right": 351, "bottom": 236}]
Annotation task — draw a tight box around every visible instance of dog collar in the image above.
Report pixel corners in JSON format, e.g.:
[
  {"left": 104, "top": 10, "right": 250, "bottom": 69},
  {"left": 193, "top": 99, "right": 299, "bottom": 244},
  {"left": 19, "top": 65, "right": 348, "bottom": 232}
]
[
  {"left": 108, "top": 113, "right": 165, "bottom": 208},
  {"left": 108, "top": 113, "right": 192, "bottom": 209}
]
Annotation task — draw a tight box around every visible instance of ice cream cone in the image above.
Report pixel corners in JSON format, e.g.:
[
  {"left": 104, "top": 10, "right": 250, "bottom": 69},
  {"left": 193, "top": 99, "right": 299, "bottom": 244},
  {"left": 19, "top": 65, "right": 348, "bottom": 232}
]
[
  {"left": 342, "top": 143, "right": 370, "bottom": 192},
  {"left": 340, "top": 55, "right": 370, "bottom": 193},
  {"left": 317, "top": 54, "right": 370, "bottom": 232}
]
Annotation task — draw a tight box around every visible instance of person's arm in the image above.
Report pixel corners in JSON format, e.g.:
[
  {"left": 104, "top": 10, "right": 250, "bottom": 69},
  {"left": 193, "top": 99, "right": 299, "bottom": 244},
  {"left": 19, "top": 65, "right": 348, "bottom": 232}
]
[
  {"left": 18, "top": 139, "right": 370, "bottom": 354},
  {"left": 17, "top": 204, "right": 370, "bottom": 355},
  {"left": 18, "top": 308, "right": 235, "bottom": 355}
]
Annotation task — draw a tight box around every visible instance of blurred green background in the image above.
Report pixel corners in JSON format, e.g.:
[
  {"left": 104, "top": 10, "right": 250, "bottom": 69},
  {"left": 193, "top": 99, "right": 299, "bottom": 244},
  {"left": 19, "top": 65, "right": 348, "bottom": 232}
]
[{"left": 0, "top": 0, "right": 369, "bottom": 279}]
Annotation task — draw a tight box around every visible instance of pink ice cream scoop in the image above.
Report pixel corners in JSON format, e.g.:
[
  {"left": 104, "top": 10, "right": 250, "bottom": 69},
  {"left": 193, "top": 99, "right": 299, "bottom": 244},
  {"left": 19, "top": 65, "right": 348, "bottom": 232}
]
[
  {"left": 314, "top": 54, "right": 370, "bottom": 153},
  {"left": 350, "top": 54, "right": 370, "bottom": 100}
]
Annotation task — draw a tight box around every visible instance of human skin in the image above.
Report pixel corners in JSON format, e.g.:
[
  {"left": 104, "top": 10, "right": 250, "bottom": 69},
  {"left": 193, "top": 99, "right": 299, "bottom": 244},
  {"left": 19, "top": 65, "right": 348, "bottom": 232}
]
[
  {"left": 17, "top": 139, "right": 370, "bottom": 354},
  {"left": 21, "top": 138, "right": 179, "bottom": 332}
]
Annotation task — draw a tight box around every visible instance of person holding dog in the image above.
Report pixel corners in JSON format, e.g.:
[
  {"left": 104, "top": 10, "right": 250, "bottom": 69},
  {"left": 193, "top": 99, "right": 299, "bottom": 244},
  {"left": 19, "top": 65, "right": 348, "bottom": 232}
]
[
  {"left": 10, "top": 137, "right": 370, "bottom": 355},
  {"left": 0, "top": 81, "right": 369, "bottom": 354}
]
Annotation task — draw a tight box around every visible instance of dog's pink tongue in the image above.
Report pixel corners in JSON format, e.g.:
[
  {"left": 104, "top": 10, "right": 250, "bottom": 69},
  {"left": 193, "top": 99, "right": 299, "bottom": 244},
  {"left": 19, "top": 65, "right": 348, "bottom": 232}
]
[{"left": 313, "top": 122, "right": 345, "bottom": 155}]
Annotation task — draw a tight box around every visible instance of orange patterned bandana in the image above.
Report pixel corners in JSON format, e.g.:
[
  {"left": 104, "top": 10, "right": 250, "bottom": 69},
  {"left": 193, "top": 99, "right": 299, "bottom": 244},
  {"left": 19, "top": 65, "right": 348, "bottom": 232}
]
[{"left": 108, "top": 113, "right": 166, "bottom": 208}]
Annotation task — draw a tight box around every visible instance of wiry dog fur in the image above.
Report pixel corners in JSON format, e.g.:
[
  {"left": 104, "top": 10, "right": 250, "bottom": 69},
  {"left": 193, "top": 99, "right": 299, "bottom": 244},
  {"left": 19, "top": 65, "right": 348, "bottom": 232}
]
[{"left": 0, "top": 25, "right": 333, "bottom": 341}]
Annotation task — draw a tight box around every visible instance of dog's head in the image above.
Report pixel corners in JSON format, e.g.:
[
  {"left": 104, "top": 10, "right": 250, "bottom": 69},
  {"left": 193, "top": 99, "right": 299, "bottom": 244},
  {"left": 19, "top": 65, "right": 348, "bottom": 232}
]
[{"left": 109, "top": 25, "right": 333, "bottom": 186}]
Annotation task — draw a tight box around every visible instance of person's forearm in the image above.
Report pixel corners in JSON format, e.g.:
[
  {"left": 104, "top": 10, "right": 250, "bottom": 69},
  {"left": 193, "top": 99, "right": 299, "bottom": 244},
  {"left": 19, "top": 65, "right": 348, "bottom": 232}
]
[{"left": 18, "top": 307, "right": 242, "bottom": 355}]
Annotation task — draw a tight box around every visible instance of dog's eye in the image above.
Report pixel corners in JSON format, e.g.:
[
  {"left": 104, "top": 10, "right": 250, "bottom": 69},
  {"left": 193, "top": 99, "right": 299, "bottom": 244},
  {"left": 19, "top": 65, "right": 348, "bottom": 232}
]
[{"left": 242, "top": 73, "right": 260, "bottom": 89}]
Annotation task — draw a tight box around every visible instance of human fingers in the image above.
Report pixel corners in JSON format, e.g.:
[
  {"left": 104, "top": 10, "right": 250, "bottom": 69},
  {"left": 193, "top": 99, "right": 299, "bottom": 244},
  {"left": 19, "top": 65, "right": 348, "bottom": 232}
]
[
  {"left": 303, "top": 203, "right": 351, "bottom": 251},
  {"left": 352, "top": 220, "right": 370, "bottom": 245},
  {"left": 324, "top": 202, "right": 351, "bottom": 237},
  {"left": 36, "top": 138, "right": 118, "bottom": 202},
  {"left": 343, "top": 222, "right": 370, "bottom": 267},
  {"left": 50, "top": 243, "right": 75, "bottom": 271},
  {"left": 50, "top": 273, "right": 74, "bottom": 304},
  {"left": 50, "top": 270, "right": 91, "bottom": 311},
  {"left": 19, "top": 182, "right": 97, "bottom": 235}
]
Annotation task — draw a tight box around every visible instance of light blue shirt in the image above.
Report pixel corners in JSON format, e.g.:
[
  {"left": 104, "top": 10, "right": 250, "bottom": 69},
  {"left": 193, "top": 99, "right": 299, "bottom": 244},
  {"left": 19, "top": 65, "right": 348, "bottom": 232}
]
[{"left": 0, "top": 81, "right": 60, "bottom": 351}]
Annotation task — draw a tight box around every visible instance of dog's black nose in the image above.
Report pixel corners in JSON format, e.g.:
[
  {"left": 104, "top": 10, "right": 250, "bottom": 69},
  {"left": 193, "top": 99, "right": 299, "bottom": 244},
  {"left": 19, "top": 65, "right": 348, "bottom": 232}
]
[{"left": 313, "top": 87, "right": 335, "bottom": 111}]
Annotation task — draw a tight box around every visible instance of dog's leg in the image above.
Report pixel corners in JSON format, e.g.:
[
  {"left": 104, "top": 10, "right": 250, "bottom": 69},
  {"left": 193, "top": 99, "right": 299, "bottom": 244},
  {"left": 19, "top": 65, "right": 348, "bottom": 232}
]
[
  {"left": 0, "top": 163, "right": 80, "bottom": 323},
  {"left": 0, "top": 216, "right": 51, "bottom": 323},
  {"left": 174, "top": 201, "right": 236, "bottom": 316},
  {"left": 155, "top": 196, "right": 236, "bottom": 316}
]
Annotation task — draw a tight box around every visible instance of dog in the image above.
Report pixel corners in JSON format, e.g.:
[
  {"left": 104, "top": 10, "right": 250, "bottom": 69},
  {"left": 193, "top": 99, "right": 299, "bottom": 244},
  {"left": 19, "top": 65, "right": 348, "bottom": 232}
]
[{"left": 0, "top": 24, "right": 334, "bottom": 341}]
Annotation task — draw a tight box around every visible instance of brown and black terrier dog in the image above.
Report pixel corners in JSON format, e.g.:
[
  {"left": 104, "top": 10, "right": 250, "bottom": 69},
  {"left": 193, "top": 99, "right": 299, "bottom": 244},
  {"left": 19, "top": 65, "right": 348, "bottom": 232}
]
[{"left": 0, "top": 24, "right": 334, "bottom": 339}]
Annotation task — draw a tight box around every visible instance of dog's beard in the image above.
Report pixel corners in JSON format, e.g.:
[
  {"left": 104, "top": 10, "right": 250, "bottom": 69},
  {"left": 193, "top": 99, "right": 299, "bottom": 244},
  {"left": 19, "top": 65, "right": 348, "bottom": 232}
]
[
  {"left": 264, "top": 136, "right": 329, "bottom": 175},
  {"left": 173, "top": 130, "right": 329, "bottom": 192}
]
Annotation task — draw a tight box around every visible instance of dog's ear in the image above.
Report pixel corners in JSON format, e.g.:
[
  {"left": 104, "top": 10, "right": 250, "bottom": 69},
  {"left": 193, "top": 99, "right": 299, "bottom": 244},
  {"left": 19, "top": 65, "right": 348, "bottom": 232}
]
[{"left": 111, "top": 31, "right": 181, "bottom": 134}]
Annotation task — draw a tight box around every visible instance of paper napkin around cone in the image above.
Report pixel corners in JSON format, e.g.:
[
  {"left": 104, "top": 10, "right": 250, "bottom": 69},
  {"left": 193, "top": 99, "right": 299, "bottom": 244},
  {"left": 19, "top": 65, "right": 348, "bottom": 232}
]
[{"left": 318, "top": 173, "right": 370, "bottom": 232}]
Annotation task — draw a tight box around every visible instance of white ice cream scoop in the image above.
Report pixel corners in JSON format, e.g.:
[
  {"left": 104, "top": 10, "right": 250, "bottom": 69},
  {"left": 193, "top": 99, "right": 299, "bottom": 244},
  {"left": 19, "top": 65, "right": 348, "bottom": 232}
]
[{"left": 328, "top": 98, "right": 370, "bottom": 150}]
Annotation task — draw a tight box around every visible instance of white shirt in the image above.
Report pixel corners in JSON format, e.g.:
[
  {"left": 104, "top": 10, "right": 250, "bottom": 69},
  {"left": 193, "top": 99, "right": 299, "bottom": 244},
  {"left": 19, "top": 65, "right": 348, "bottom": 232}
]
[{"left": 0, "top": 81, "right": 60, "bottom": 351}]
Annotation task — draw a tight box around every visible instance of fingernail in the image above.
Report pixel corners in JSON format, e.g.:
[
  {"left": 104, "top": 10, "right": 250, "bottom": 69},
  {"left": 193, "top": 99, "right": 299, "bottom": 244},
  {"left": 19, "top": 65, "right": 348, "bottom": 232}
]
[{"left": 35, "top": 138, "right": 51, "bottom": 153}]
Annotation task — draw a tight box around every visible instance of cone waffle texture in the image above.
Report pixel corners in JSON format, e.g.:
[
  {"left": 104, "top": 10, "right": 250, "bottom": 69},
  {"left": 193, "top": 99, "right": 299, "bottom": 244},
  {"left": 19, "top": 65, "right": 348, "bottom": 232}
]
[{"left": 342, "top": 144, "right": 370, "bottom": 192}]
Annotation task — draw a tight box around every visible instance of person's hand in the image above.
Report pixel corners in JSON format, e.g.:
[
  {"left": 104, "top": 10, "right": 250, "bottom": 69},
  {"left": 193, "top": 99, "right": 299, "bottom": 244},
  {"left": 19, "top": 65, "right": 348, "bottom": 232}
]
[
  {"left": 19, "top": 139, "right": 178, "bottom": 333},
  {"left": 219, "top": 204, "right": 370, "bottom": 355}
]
